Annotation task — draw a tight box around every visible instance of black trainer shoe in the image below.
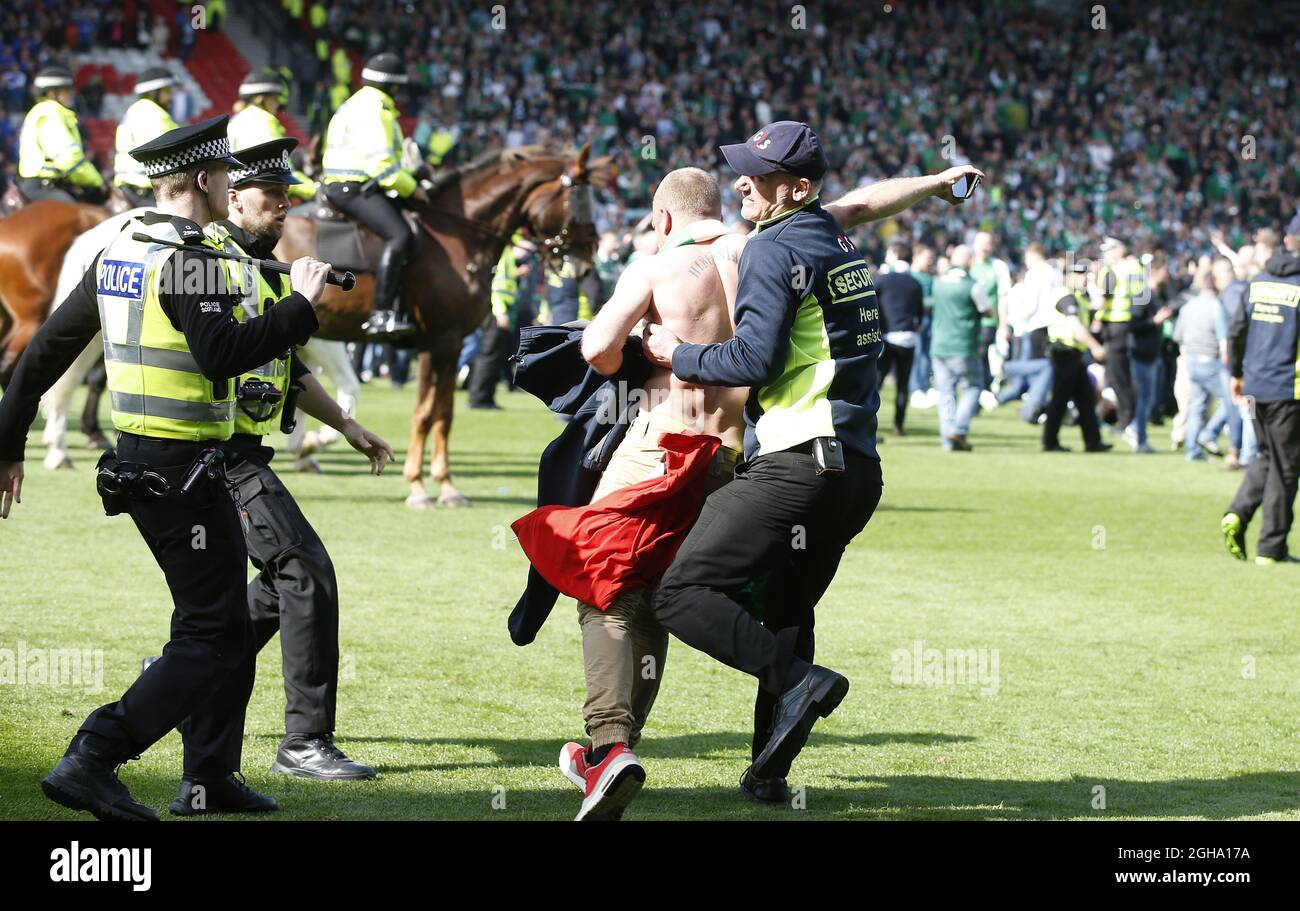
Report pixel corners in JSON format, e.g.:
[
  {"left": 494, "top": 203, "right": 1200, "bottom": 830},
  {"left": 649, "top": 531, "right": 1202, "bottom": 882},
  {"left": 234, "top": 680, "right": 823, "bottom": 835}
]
[
  {"left": 1042, "top": 443, "right": 1072, "bottom": 452},
  {"left": 169, "top": 773, "right": 278, "bottom": 816},
  {"left": 41, "top": 733, "right": 158, "bottom": 822},
  {"left": 739, "top": 766, "right": 790, "bottom": 805},
  {"left": 752, "top": 665, "right": 849, "bottom": 780},
  {"left": 271, "top": 734, "right": 376, "bottom": 781}
]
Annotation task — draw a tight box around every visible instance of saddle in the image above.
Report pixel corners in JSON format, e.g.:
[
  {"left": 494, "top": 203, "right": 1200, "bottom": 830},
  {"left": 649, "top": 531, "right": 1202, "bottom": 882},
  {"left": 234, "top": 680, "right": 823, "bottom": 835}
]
[{"left": 309, "top": 193, "right": 386, "bottom": 274}]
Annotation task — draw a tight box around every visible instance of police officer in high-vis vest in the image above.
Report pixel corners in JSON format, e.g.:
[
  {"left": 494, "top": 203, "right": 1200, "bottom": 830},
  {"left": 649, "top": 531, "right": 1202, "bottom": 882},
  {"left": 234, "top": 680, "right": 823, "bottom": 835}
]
[
  {"left": 321, "top": 52, "right": 426, "bottom": 339},
  {"left": 113, "top": 66, "right": 180, "bottom": 208},
  {"left": 1094, "top": 236, "right": 1145, "bottom": 437},
  {"left": 229, "top": 68, "right": 318, "bottom": 203},
  {"left": 0, "top": 116, "right": 333, "bottom": 820},
  {"left": 1222, "top": 213, "right": 1300, "bottom": 565},
  {"left": 206, "top": 137, "right": 392, "bottom": 779},
  {"left": 17, "top": 66, "right": 107, "bottom": 204},
  {"left": 1042, "top": 261, "right": 1111, "bottom": 452}
]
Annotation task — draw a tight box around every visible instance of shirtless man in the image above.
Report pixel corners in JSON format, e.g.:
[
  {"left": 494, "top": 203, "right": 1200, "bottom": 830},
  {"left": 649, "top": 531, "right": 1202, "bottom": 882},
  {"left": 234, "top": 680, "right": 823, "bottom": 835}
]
[{"left": 561, "top": 161, "right": 983, "bottom": 820}]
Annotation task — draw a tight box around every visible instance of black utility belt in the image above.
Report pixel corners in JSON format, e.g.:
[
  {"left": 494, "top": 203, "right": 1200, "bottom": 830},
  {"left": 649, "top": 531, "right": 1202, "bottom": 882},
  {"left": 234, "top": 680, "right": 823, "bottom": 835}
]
[
  {"left": 785, "top": 437, "right": 846, "bottom": 474},
  {"left": 95, "top": 446, "right": 227, "bottom": 515}
]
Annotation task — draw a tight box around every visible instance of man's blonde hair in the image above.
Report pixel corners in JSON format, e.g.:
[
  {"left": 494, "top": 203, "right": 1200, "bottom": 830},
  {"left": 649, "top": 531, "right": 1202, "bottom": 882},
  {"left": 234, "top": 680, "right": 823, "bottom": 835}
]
[{"left": 653, "top": 167, "right": 722, "bottom": 219}]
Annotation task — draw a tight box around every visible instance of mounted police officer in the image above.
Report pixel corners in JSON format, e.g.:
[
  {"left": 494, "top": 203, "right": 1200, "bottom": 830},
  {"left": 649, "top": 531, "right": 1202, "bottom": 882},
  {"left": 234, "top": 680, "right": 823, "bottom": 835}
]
[
  {"left": 1042, "top": 261, "right": 1111, "bottom": 452},
  {"left": 229, "top": 68, "right": 318, "bottom": 203},
  {"left": 320, "top": 52, "right": 427, "bottom": 340},
  {"left": 17, "top": 66, "right": 107, "bottom": 205},
  {"left": 113, "top": 66, "right": 180, "bottom": 208},
  {"left": 206, "top": 137, "right": 392, "bottom": 778},
  {"left": 0, "top": 116, "right": 332, "bottom": 820}
]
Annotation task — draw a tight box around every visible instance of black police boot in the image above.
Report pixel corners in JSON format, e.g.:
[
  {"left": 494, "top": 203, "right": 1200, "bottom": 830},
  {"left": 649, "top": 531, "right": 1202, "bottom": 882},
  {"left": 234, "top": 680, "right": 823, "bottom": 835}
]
[
  {"left": 363, "top": 247, "right": 415, "bottom": 339},
  {"left": 739, "top": 766, "right": 790, "bottom": 805},
  {"left": 271, "top": 733, "right": 377, "bottom": 781},
  {"left": 41, "top": 732, "right": 158, "bottom": 822},
  {"left": 752, "top": 665, "right": 849, "bottom": 781},
  {"left": 169, "top": 773, "right": 278, "bottom": 816}
]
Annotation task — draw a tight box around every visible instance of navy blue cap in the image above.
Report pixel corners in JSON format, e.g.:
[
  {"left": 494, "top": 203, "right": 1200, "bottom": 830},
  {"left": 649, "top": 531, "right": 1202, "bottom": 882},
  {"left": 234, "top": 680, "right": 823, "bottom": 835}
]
[
  {"left": 229, "top": 137, "right": 300, "bottom": 188},
  {"left": 1286, "top": 212, "right": 1300, "bottom": 238},
  {"left": 130, "top": 115, "right": 242, "bottom": 178},
  {"left": 720, "top": 121, "right": 828, "bottom": 180}
]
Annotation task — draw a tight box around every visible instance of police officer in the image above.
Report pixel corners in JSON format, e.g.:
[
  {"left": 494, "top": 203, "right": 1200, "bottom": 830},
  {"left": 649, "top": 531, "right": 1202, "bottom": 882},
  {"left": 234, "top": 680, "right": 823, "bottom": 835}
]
[
  {"left": 0, "top": 116, "right": 330, "bottom": 820},
  {"left": 1042, "top": 261, "right": 1111, "bottom": 452},
  {"left": 207, "top": 137, "right": 392, "bottom": 778},
  {"left": 321, "top": 52, "right": 426, "bottom": 339},
  {"left": 643, "top": 121, "right": 981, "bottom": 796},
  {"left": 229, "top": 68, "right": 318, "bottom": 202},
  {"left": 1094, "top": 237, "right": 1145, "bottom": 443},
  {"left": 468, "top": 237, "right": 526, "bottom": 409},
  {"left": 1222, "top": 214, "right": 1300, "bottom": 565},
  {"left": 17, "top": 66, "right": 107, "bottom": 204},
  {"left": 113, "top": 66, "right": 180, "bottom": 208}
]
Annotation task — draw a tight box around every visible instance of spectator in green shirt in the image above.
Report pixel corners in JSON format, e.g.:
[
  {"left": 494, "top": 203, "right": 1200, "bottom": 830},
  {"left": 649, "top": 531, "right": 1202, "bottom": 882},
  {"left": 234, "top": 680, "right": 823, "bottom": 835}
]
[{"left": 930, "top": 246, "right": 994, "bottom": 451}]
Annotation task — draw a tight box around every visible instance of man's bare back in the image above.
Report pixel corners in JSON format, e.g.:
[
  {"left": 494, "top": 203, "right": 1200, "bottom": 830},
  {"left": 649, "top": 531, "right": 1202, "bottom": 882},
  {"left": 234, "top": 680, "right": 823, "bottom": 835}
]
[{"left": 582, "top": 224, "right": 749, "bottom": 450}]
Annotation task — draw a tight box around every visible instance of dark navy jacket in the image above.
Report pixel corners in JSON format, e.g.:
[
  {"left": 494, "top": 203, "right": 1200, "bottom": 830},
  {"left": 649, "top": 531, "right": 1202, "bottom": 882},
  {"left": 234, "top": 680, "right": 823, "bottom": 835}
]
[
  {"left": 1231, "top": 251, "right": 1300, "bottom": 402},
  {"left": 507, "top": 324, "right": 652, "bottom": 645}
]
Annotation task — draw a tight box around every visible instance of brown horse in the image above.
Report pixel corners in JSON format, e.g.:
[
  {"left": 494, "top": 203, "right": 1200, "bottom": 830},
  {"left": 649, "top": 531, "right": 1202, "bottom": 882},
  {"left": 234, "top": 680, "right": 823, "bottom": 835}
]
[
  {"left": 277, "top": 144, "right": 612, "bottom": 508},
  {"left": 0, "top": 201, "right": 112, "bottom": 387}
]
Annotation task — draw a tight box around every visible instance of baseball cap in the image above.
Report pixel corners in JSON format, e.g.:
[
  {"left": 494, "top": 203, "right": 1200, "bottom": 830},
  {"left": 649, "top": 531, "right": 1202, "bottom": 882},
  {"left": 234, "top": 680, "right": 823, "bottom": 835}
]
[{"left": 720, "top": 121, "right": 828, "bottom": 180}]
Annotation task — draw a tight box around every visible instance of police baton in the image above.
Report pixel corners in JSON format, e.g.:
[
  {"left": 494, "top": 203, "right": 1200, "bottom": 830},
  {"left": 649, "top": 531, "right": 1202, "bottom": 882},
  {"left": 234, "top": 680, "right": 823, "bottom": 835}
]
[{"left": 130, "top": 233, "right": 357, "bottom": 291}]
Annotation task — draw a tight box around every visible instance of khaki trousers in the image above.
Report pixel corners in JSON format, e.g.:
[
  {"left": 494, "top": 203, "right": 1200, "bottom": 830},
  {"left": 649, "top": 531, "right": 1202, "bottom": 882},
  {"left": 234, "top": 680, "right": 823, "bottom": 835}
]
[{"left": 578, "top": 412, "right": 740, "bottom": 748}]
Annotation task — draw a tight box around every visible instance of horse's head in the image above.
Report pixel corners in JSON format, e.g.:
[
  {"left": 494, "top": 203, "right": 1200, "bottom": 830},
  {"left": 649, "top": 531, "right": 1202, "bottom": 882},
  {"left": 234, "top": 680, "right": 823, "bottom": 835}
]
[{"left": 520, "top": 143, "right": 616, "bottom": 277}]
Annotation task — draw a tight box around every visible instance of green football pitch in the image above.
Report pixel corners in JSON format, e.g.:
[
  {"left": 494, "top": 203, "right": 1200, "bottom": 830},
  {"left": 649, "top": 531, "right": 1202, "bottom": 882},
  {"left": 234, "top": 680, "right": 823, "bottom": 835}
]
[{"left": 1, "top": 381, "right": 1296, "bottom": 821}]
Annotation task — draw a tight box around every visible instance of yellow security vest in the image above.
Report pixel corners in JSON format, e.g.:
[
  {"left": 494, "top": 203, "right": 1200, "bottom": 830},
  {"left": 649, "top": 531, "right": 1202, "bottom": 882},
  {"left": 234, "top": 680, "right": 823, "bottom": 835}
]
[
  {"left": 113, "top": 98, "right": 179, "bottom": 190},
  {"left": 18, "top": 99, "right": 104, "bottom": 186},
  {"left": 97, "top": 219, "right": 235, "bottom": 440},
  {"left": 491, "top": 246, "right": 518, "bottom": 319},
  {"left": 228, "top": 103, "right": 318, "bottom": 200},
  {"left": 208, "top": 223, "right": 295, "bottom": 436},
  {"left": 1047, "top": 287, "right": 1091, "bottom": 351},
  {"left": 321, "top": 85, "right": 415, "bottom": 196},
  {"left": 1097, "top": 259, "right": 1145, "bottom": 323}
]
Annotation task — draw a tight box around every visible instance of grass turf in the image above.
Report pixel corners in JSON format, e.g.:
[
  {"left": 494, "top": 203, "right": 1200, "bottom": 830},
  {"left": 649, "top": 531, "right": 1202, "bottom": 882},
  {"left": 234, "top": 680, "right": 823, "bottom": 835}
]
[{"left": 0, "top": 381, "right": 1296, "bottom": 821}]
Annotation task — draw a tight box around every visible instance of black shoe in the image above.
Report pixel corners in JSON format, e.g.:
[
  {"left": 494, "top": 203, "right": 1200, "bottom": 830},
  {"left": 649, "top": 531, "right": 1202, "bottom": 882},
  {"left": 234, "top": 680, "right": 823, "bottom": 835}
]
[
  {"left": 752, "top": 665, "right": 849, "bottom": 780},
  {"left": 169, "top": 773, "right": 278, "bottom": 816},
  {"left": 467, "top": 402, "right": 503, "bottom": 411},
  {"left": 739, "top": 766, "right": 790, "bottom": 805},
  {"left": 271, "top": 733, "right": 376, "bottom": 781},
  {"left": 1042, "top": 443, "right": 1072, "bottom": 452},
  {"left": 1085, "top": 442, "right": 1114, "bottom": 453},
  {"left": 41, "top": 733, "right": 158, "bottom": 822}
]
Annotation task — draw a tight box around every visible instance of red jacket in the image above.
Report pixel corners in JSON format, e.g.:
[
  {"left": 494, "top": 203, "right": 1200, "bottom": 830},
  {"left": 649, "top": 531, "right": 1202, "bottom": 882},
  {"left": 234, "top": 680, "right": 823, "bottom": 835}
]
[{"left": 512, "top": 431, "right": 721, "bottom": 611}]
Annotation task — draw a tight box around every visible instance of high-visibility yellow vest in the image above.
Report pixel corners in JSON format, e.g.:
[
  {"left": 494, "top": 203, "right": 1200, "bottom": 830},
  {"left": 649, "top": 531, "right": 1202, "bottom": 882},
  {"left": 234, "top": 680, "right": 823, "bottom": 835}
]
[
  {"left": 321, "top": 85, "right": 415, "bottom": 196},
  {"left": 18, "top": 99, "right": 104, "bottom": 187},
  {"left": 113, "top": 98, "right": 178, "bottom": 190},
  {"left": 1097, "top": 259, "right": 1145, "bottom": 323},
  {"left": 1047, "top": 287, "right": 1091, "bottom": 351},
  {"left": 208, "top": 223, "right": 295, "bottom": 436},
  {"left": 330, "top": 47, "right": 352, "bottom": 87},
  {"left": 491, "top": 246, "right": 517, "bottom": 319},
  {"left": 97, "top": 219, "right": 235, "bottom": 441},
  {"left": 228, "top": 103, "right": 318, "bottom": 200}
]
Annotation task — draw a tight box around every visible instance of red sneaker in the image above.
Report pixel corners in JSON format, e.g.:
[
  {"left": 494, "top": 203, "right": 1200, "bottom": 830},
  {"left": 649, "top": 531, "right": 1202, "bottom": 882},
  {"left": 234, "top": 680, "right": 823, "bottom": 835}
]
[
  {"left": 574, "top": 744, "right": 645, "bottom": 821},
  {"left": 558, "top": 741, "right": 591, "bottom": 790}
]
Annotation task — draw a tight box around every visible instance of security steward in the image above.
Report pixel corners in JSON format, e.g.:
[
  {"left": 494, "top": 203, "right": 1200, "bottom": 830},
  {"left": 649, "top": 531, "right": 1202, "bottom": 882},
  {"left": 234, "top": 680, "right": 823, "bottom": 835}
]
[
  {"left": 468, "top": 237, "right": 524, "bottom": 409},
  {"left": 113, "top": 66, "right": 180, "bottom": 209},
  {"left": 228, "top": 68, "right": 318, "bottom": 203},
  {"left": 1222, "top": 213, "right": 1300, "bottom": 565},
  {"left": 0, "top": 116, "right": 330, "bottom": 821},
  {"left": 321, "top": 52, "right": 427, "bottom": 340},
  {"left": 17, "top": 66, "right": 107, "bottom": 204},
  {"left": 643, "top": 121, "right": 981, "bottom": 796},
  {"left": 1093, "top": 237, "right": 1145, "bottom": 438},
  {"left": 207, "top": 137, "right": 393, "bottom": 778},
  {"left": 1043, "top": 261, "right": 1111, "bottom": 452}
]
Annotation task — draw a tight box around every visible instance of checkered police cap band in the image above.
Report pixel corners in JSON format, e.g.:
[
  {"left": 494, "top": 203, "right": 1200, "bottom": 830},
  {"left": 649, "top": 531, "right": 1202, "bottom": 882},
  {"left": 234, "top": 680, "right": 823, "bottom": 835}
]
[
  {"left": 231, "top": 149, "right": 293, "bottom": 184},
  {"left": 361, "top": 67, "right": 408, "bottom": 84},
  {"left": 134, "top": 76, "right": 176, "bottom": 94},
  {"left": 143, "top": 136, "right": 234, "bottom": 177},
  {"left": 34, "top": 74, "right": 75, "bottom": 89}
]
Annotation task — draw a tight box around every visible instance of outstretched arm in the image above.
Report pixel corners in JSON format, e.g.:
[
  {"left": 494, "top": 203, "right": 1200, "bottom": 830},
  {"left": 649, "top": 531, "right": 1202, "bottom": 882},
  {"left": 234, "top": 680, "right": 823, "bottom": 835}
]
[
  {"left": 825, "top": 165, "right": 987, "bottom": 228},
  {"left": 581, "top": 256, "right": 655, "bottom": 376}
]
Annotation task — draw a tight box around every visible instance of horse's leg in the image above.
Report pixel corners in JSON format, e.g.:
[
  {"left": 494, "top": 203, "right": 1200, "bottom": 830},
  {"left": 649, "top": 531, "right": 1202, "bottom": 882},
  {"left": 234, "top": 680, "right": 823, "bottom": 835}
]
[
  {"left": 403, "top": 350, "right": 437, "bottom": 509},
  {"left": 0, "top": 316, "right": 41, "bottom": 388},
  {"left": 79, "top": 354, "right": 110, "bottom": 450},
  {"left": 429, "top": 336, "right": 468, "bottom": 508},
  {"left": 39, "top": 338, "right": 101, "bottom": 470}
]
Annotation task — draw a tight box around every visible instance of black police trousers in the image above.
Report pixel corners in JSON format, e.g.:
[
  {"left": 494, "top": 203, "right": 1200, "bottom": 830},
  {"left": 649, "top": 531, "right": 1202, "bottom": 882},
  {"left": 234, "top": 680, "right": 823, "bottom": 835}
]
[
  {"left": 1229, "top": 399, "right": 1300, "bottom": 560},
  {"left": 1102, "top": 323, "right": 1135, "bottom": 430},
  {"left": 467, "top": 313, "right": 511, "bottom": 407},
  {"left": 321, "top": 181, "right": 411, "bottom": 314},
  {"left": 653, "top": 445, "right": 883, "bottom": 762},
  {"left": 81, "top": 433, "right": 254, "bottom": 778},
  {"left": 226, "top": 446, "right": 340, "bottom": 734},
  {"left": 1043, "top": 347, "right": 1103, "bottom": 450}
]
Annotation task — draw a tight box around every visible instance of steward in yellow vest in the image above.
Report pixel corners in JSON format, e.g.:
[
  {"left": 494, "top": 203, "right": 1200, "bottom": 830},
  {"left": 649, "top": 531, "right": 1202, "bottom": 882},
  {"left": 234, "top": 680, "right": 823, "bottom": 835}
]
[
  {"left": 207, "top": 136, "right": 392, "bottom": 779},
  {"left": 0, "top": 114, "right": 332, "bottom": 820},
  {"left": 1093, "top": 236, "right": 1144, "bottom": 433},
  {"left": 229, "top": 69, "right": 317, "bottom": 202},
  {"left": 113, "top": 67, "right": 180, "bottom": 208},
  {"left": 17, "top": 66, "right": 107, "bottom": 204},
  {"left": 1043, "top": 262, "right": 1110, "bottom": 453}
]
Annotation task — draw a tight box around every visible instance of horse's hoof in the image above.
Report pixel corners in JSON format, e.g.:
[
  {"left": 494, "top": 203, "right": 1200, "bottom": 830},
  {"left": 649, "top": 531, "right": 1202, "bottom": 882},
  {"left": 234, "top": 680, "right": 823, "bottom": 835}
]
[
  {"left": 437, "top": 492, "right": 471, "bottom": 509},
  {"left": 405, "top": 493, "right": 437, "bottom": 511},
  {"left": 294, "top": 456, "right": 323, "bottom": 474},
  {"left": 43, "top": 451, "right": 73, "bottom": 471}
]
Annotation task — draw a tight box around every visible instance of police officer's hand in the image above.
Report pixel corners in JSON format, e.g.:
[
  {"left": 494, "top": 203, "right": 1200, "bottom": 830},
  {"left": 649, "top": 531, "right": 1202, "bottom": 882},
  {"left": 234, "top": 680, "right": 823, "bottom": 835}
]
[
  {"left": 495, "top": 312, "right": 510, "bottom": 330},
  {"left": 934, "top": 165, "right": 987, "bottom": 206},
  {"left": 342, "top": 420, "right": 395, "bottom": 475},
  {"left": 0, "top": 461, "right": 23, "bottom": 519},
  {"left": 642, "top": 322, "right": 681, "bottom": 368},
  {"left": 290, "top": 256, "right": 331, "bottom": 305},
  {"left": 1089, "top": 342, "right": 1107, "bottom": 362}
]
